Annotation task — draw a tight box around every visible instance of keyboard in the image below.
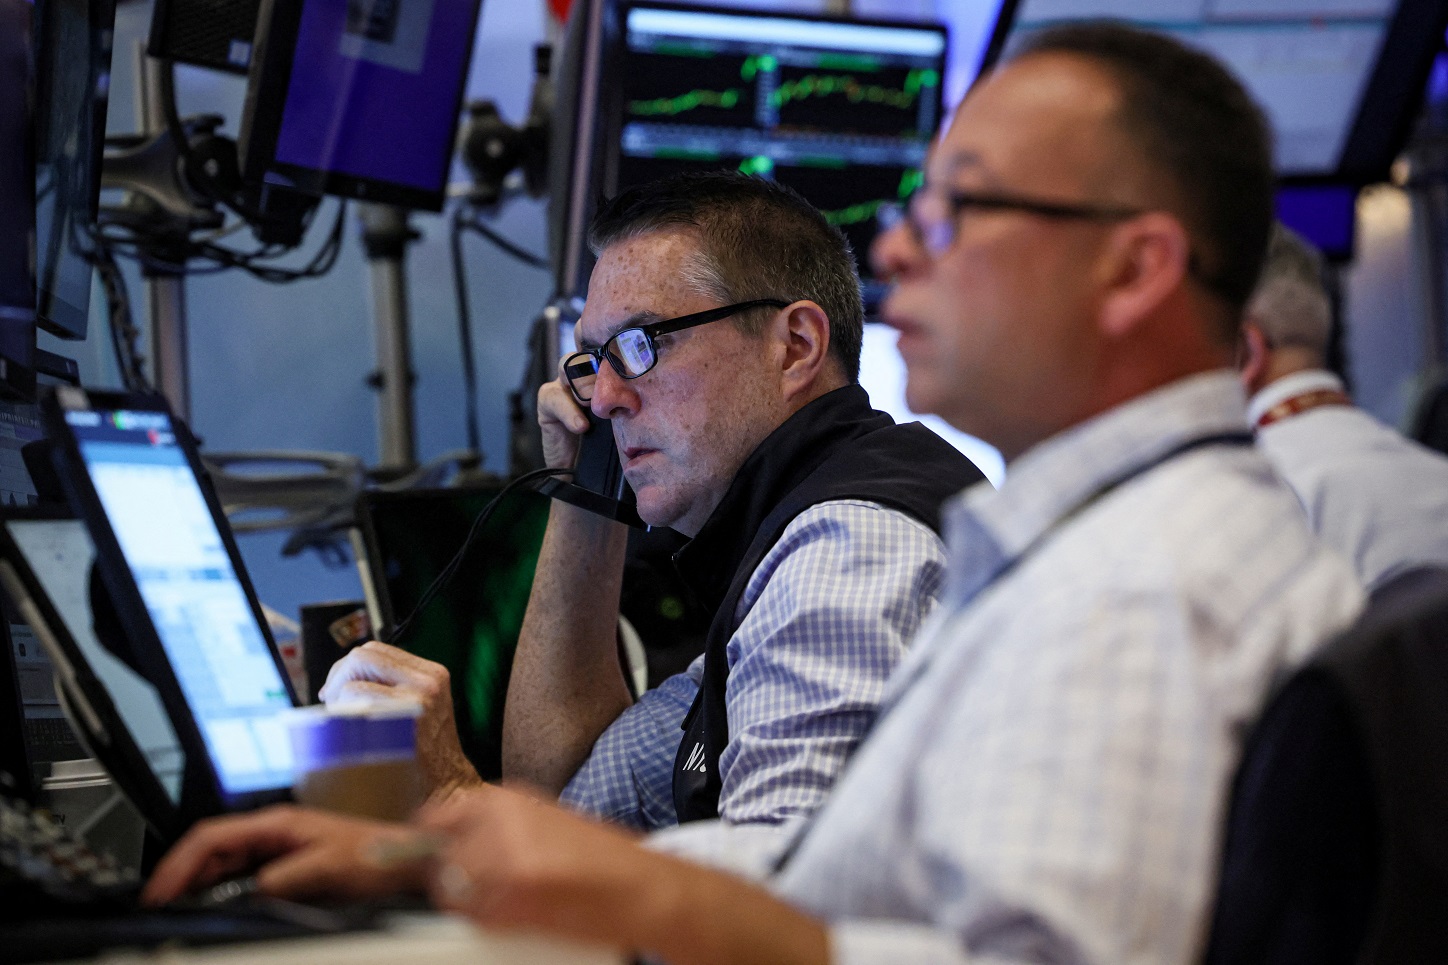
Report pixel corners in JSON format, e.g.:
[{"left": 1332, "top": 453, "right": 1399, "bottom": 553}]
[{"left": 0, "top": 792, "right": 381, "bottom": 964}]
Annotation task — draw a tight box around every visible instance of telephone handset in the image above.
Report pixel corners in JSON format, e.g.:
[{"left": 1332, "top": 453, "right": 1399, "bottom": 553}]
[{"left": 537, "top": 411, "right": 645, "bottom": 527}]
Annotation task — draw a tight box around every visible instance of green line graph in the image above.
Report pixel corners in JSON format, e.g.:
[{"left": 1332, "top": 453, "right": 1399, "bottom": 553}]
[
  {"left": 740, "top": 54, "right": 777, "bottom": 81},
  {"left": 629, "top": 54, "right": 779, "bottom": 117},
  {"left": 629, "top": 87, "right": 744, "bottom": 117},
  {"left": 821, "top": 170, "right": 923, "bottom": 228},
  {"left": 772, "top": 68, "right": 939, "bottom": 111}
]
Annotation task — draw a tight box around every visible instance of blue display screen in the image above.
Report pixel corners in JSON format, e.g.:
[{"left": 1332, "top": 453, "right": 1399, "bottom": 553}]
[
  {"left": 271, "top": 0, "right": 479, "bottom": 195},
  {"left": 66, "top": 408, "right": 295, "bottom": 796}
]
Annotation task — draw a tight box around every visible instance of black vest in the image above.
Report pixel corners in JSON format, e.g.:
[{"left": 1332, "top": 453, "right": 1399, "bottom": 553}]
[{"left": 670, "top": 384, "right": 984, "bottom": 822}]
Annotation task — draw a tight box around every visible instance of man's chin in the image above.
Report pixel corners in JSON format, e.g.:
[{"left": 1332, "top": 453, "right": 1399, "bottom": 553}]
[{"left": 630, "top": 484, "right": 683, "bottom": 531}]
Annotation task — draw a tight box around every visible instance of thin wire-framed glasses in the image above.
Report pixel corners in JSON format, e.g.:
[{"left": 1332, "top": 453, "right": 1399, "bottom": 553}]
[{"left": 564, "top": 299, "right": 789, "bottom": 403}]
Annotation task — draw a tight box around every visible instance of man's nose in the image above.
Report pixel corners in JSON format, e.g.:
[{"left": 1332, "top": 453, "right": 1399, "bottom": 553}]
[
  {"left": 589, "top": 360, "right": 641, "bottom": 420},
  {"left": 871, "top": 219, "right": 927, "bottom": 283}
]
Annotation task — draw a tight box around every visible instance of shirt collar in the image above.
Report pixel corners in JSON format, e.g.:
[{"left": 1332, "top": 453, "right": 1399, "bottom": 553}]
[
  {"left": 1246, "top": 369, "right": 1345, "bottom": 427},
  {"left": 944, "top": 370, "right": 1249, "bottom": 593}
]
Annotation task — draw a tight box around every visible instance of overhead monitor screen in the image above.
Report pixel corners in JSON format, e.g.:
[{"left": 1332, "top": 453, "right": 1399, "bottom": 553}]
[
  {"left": 611, "top": 3, "right": 961, "bottom": 304},
  {"left": 1008, "top": 0, "right": 1404, "bottom": 178},
  {"left": 241, "top": 0, "right": 484, "bottom": 210}
]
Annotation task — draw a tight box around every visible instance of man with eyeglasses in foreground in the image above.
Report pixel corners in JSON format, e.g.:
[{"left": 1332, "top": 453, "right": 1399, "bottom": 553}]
[
  {"left": 316, "top": 171, "right": 981, "bottom": 850},
  {"left": 146, "top": 23, "right": 1363, "bottom": 964}
]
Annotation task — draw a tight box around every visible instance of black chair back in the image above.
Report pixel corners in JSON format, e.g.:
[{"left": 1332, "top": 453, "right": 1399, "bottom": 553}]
[{"left": 1204, "top": 569, "right": 1448, "bottom": 965}]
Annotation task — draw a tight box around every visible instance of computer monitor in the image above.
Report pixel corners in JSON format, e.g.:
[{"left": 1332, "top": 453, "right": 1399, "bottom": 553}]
[
  {"left": 32, "top": 0, "right": 113, "bottom": 341},
  {"left": 148, "top": 0, "right": 261, "bottom": 74},
  {"left": 1006, "top": 0, "right": 1448, "bottom": 184},
  {"left": 239, "top": 0, "right": 486, "bottom": 211},
  {"left": 42, "top": 388, "right": 298, "bottom": 824},
  {"left": 353, "top": 485, "right": 549, "bottom": 781},
  {"left": 0, "top": 0, "right": 36, "bottom": 402},
  {"left": 548, "top": 0, "right": 1018, "bottom": 307},
  {"left": 0, "top": 506, "right": 186, "bottom": 836}
]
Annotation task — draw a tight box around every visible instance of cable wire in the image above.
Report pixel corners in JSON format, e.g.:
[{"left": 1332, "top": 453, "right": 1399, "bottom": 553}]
[{"left": 383, "top": 466, "right": 571, "bottom": 645}]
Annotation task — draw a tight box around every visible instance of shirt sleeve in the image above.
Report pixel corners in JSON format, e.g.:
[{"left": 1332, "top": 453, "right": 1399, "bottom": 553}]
[
  {"left": 559, "top": 660, "right": 700, "bottom": 830},
  {"left": 564, "top": 501, "right": 946, "bottom": 837},
  {"left": 714, "top": 500, "right": 947, "bottom": 827}
]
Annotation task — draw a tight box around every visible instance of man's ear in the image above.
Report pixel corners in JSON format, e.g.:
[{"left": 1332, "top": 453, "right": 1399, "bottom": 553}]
[
  {"left": 1096, "top": 212, "right": 1191, "bottom": 339},
  {"left": 775, "top": 300, "right": 833, "bottom": 400},
  {"left": 1238, "top": 318, "right": 1272, "bottom": 395}
]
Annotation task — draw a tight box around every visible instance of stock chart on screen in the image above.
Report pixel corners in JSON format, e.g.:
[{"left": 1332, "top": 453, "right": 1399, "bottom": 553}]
[{"left": 612, "top": 5, "right": 949, "bottom": 300}]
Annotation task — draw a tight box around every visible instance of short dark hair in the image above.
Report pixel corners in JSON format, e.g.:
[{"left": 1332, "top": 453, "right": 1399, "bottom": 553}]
[
  {"left": 589, "top": 172, "right": 865, "bottom": 381},
  {"left": 1011, "top": 22, "right": 1274, "bottom": 322}
]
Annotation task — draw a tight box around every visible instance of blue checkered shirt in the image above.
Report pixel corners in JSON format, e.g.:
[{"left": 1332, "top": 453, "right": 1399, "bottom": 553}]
[
  {"left": 757, "top": 372, "right": 1365, "bottom": 964},
  {"left": 559, "top": 501, "right": 947, "bottom": 842}
]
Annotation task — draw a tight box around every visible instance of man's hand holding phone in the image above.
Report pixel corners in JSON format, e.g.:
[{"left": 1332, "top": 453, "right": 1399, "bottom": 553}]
[{"left": 536, "top": 361, "right": 594, "bottom": 470}]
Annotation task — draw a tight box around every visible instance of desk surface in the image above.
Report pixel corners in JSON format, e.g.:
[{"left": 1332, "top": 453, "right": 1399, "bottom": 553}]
[{"left": 56, "top": 912, "right": 622, "bottom": 965}]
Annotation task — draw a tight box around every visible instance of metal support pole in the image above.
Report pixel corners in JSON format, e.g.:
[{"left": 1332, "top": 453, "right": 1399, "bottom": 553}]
[
  {"left": 134, "top": 44, "right": 190, "bottom": 420},
  {"left": 359, "top": 204, "right": 417, "bottom": 472}
]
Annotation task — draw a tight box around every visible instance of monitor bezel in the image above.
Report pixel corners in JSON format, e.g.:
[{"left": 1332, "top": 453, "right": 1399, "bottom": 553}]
[
  {"left": 238, "top": 0, "right": 484, "bottom": 212},
  {"left": 1329, "top": 0, "right": 1448, "bottom": 186},
  {"left": 40, "top": 387, "right": 299, "bottom": 819},
  {"left": 0, "top": 504, "right": 191, "bottom": 841},
  {"left": 31, "top": 0, "right": 114, "bottom": 341},
  {"left": 0, "top": 0, "right": 37, "bottom": 401}
]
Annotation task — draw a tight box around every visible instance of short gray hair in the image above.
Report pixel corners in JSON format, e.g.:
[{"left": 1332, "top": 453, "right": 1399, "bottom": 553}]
[
  {"left": 1250, "top": 224, "right": 1331, "bottom": 356},
  {"left": 589, "top": 172, "right": 865, "bottom": 381}
]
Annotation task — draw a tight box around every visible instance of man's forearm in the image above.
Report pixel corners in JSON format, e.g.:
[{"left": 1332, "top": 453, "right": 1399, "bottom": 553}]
[
  {"left": 627, "top": 854, "right": 831, "bottom": 965},
  {"left": 503, "top": 499, "right": 633, "bottom": 792}
]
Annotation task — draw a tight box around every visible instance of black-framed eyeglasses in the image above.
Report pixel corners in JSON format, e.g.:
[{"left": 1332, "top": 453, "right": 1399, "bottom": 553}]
[
  {"left": 564, "top": 298, "right": 789, "bottom": 402},
  {"left": 878, "top": 187, "right": 1232, "bottom": 300},
  {"left": 878, "top": 188, "right": 1144, "bottom": 256}
]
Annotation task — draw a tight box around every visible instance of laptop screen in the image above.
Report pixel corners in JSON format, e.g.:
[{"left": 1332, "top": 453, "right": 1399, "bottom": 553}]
[
  {"left": 62, "top": 407, "right": 294, "bottom": 796},
  {"left": 4, "top": 516, "right": 185, "bottom": 803}
]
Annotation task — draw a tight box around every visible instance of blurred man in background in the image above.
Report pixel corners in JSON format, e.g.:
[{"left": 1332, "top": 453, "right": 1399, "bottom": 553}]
[{"left": 1240, "top": 224, "right": 1448, "bottom": 592}]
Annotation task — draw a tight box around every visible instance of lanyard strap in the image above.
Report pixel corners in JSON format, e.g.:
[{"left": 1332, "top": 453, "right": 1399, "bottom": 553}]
[
  {"left": 984, "top": 430, "right": 1256, "bottom": 592},
  {"left": 1254, "top": 388, "right": 1352, "bottom": 429}
]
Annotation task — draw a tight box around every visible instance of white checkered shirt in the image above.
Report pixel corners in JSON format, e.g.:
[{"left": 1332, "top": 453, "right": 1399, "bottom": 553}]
[{"left": 767, "top": 371, "right": 1364, "bottom": 965}]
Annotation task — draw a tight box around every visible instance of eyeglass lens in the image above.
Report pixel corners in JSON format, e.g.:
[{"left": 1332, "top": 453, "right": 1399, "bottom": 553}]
[
  {"left": 877, "top": 191, "right": 952, "bottom": 255},
  {"left": 566, "top": 328, "right": 659, "bottom": 401}
]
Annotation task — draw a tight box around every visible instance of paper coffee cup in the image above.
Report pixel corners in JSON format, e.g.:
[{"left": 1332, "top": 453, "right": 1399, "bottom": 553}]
[{"left": 286, "top": 700, "right": 424, "bottom": 821}]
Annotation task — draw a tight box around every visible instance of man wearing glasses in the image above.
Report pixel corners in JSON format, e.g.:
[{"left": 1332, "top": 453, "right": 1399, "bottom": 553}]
[
  {"left": 148, "top": 23, "right": 1362, "bottom": 964},
  {"left": 322, "top": 171, "right": 981, "bottom": 848}
]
